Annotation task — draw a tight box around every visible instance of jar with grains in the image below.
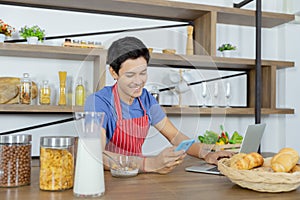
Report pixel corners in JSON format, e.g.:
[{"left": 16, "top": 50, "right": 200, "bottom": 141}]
[
  {"left": 19, "top": 73, "right": 32, "bottom": 105},
  {"left": 39, "top": 80, "right": 51, "bottom": 105},
  {"left": 39, "top": 136, "right": 75, "bottom": 191},
  {"left": 0, "top": 134, "right": 32, "bottom": 187}
]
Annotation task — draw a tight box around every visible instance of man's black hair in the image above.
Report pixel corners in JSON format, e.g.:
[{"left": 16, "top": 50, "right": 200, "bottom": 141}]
[{"left": 107, "top": 36, "right": 150, "bottom": 74}]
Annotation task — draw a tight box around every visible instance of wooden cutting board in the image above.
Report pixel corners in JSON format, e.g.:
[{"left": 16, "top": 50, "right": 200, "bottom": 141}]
[{"left": 0, "top": 77, "right": 38, "bottom": 104}]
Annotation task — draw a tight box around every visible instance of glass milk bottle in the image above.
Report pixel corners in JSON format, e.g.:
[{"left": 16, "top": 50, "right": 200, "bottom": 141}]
[
  {"left": 19, "top": 73, "right": 32, "bottom": 105},
  {"left": 73, "top": 112, "right": 105, "bottom": 197},
  {"left": 39, "top": 80, "right": 51, "bottom": 105}
]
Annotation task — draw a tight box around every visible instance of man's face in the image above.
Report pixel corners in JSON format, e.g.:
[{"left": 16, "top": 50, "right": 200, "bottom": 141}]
[{"left": 113, "top": 56, "right": 148, "bottom": 103}]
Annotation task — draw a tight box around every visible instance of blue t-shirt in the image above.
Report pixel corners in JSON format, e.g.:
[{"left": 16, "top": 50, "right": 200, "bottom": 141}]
[{"left": 84, "top": 86, "right": 166, "bottom": 141}]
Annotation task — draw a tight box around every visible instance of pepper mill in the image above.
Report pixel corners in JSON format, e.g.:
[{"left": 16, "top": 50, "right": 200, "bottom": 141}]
[
  {"left": 186, "top": 25, "right": 194, "bottom": 55},
  {"left": 58, "top": 71, "right": 67, "bottom": 106}
]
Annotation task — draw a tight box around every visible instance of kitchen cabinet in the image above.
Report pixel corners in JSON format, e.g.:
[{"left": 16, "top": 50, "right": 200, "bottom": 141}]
[{"left": 0, "top": 0, "right": 295, "bottom": 115}]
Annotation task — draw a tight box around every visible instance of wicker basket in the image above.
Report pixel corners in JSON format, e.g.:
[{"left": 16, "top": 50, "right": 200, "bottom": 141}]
[{"left": 218, "top": 158, "right": 300, "bottom": 193}]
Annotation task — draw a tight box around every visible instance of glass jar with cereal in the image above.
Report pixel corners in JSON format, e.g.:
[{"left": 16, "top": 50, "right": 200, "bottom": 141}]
[
  {"left": 39, "top": 136, "right": 75, "bottom": 191},
  {"left": 0, "top": 134, "right": 32, "bottom": 187}
]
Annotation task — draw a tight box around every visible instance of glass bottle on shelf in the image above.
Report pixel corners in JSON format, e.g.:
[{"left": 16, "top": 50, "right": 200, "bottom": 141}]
[
  {"left": 39, "top": 80, "right": 51, "bottom": 105},
  {"left": 150, "top": 85, "right": 159, "bottom": 103},
  {"left": 58, "top": 71, "right": 67, "bottom": 106},
  {"left": 19, "top": 73, "right": 32, "bottom": 105},
  {"left": 75, "top": 77, "right": 85, "bottom": 106}
]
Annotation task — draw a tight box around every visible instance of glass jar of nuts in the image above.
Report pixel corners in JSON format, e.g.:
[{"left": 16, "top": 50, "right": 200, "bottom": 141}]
[
  {"left": 39, "top": 136, "right": 75, "bottom": 191},
  {"left": 0, "top": 134, "right": 32, "bottom": 187}
]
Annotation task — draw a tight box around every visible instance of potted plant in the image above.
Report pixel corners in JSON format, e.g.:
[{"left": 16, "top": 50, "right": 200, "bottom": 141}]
[
  {"left": 19, "top": 25, "right": 45, "bottom": 44},
  {"left": 0, "top": 19, "right": 15, "bottom": 42},
  {"left": 217, "top": 43, "right": 237, "bottom": 57}
]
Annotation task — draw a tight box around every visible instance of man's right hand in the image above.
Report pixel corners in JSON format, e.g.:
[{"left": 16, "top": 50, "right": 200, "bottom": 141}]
[{"left": 144, "top": 146, "right": 186, "bottom": 174}]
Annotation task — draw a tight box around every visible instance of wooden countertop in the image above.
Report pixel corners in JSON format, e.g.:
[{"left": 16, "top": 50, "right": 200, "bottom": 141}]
[{"left": 1, "top": 156, "right": 299, "bottom": 200}]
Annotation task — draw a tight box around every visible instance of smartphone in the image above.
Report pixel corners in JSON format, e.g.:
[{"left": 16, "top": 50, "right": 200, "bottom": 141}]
[{"left": 174, "top": 139, "right": 195, "bottom": 152}]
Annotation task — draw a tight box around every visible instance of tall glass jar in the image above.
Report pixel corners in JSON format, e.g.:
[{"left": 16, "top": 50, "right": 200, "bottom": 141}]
[
  {"left": 19, "top": 73, "right": 32, "bottom": 105},
  {"left": 0, "top": 134, "right": 32, "bottom": 187},
  {"left": 58, "top": 71, "right": 67, "bottom": 106},
  {"left": 39, "top": 136, "right": 75, "bottom": 191},
  {"left": 39, "top": 80, "right": 51, "bottom": 105}
]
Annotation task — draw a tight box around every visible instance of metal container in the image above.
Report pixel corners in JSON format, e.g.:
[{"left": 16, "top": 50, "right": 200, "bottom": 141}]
[
  {"left": 0, "top": 134, "right": 32, "bottom": 187},
  {"left": 39, "top": 136, "right": 75, "bottom": 191}
]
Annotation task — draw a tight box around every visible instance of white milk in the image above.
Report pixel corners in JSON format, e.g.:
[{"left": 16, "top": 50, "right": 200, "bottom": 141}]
[{"left": 73, "top": 138, "right": 105, "bottom": 197}]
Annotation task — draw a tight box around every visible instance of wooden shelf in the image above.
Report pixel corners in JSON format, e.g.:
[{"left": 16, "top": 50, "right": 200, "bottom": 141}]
[
  {"left": 150, "top": 53, "right": 294, "bottom": 70},
  {"left": 0, "top": 43, "right": 106, "bottom": 60},
  {"left": 0, "top": 0, "right": 294, "bottom": 27},
  {"left": 1, "top": 44, "right": 293, "bottom": 71},
  {"left": 0, "top": 105, "right": 84, "bottom": 113},
  {"left": 162, "top": 106, "right": 294, "bottom": 115},
  {"left": 0, "top": 105, "right": 293, "bottom": 115}
]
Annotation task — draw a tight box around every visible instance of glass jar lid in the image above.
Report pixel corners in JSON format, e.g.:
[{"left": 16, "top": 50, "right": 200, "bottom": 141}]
[
  {"left": 0, "top": 134, "right": 32, "bottom": 144},
  {"left": 40, "top": 136, "right": 74, "bottom": 148}
]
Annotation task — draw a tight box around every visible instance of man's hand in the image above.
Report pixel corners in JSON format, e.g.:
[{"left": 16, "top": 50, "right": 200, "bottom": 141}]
[
  {"left": 144, "top": 146, "right": 186, "bottom": 174},
  {"left": 204, "top": 151, "right": 235, "bottom": 165}
]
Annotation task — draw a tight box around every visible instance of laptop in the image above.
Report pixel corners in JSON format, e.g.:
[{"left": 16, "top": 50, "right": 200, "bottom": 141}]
[{"left": 185, "top": 123, "right": 266, "bottom": 175}]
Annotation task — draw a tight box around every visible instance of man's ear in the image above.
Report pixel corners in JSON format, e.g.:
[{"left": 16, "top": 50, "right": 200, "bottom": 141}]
[{"left": 109, "top": 67, "right": 118, "bottom": 80}]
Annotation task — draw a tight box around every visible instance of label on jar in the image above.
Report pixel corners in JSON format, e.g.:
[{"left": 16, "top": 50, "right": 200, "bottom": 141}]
[{"left": 39, "top": 147, "right": 74, "bottom": 191}]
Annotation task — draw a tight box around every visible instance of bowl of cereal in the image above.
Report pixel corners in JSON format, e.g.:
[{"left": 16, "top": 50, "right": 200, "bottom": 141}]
[{"left": 109, "top": 155, "right": 140, "bottom": 178}]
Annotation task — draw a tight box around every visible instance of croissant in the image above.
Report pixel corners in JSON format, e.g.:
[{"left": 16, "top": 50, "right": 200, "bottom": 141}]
[
  {"left": 229, "top": 153, "right": 246, "bottom": 168},
  {"left": 271, "top": 147, "right": 299, "bottom": 172},
  {"left": 231, "top": 152, "right": 264, "bottom": 170},
  {"left": 290, "top": 164, "right": 300, "bottom": 173}
]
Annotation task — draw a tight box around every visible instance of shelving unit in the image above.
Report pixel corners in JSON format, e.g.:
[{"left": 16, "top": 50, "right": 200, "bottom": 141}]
[
  {"left": 0, "top": 0, "right": 295, "bottom": 115},
  {"left": 0, "top": 43, "right": 107, "bottom": 90}
]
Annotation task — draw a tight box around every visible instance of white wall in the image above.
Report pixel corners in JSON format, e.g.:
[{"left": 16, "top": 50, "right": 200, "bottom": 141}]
[{"left": 0, "top": 0, "right": 299, "bottom": 156}]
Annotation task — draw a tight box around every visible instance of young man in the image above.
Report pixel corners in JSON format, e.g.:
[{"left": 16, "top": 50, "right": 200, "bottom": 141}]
[{"left": 85, "top": 36, "right": 233, "bottom": 174}]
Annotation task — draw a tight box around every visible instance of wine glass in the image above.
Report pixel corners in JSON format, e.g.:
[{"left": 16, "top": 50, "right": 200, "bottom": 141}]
[
  {"left": 201, "top": 82, "right": 207, "bottom": 107},
  {"left": 213, "top": 82, "right": 218, "bottom": 107},
  {"left": 225, "top": 82, "right": 231, "bottom": 107}
]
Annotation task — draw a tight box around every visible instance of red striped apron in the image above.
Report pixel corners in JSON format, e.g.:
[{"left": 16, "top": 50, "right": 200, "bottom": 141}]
[{"left": 105, "top": 84, "right": 149, "bottom": 156}]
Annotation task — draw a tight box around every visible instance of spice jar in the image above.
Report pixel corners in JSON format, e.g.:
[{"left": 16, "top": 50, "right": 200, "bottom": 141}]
[
  {"left": 39, "top": 136, "right": 75, "bottom": 191},
  {"left": 0, "top": 134, "right": 32, "bottom": 187}
]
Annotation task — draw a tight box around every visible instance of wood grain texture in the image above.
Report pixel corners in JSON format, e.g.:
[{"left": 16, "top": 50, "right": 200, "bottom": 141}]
[
  {"left": 194, "top": 11, "right": 217, "bottom": 56},
  {"left": 1, "top": 156, "right": 299, "bottom": 200},
  {"left": 0, "top": 0, "right": 294, "bottom": 27}
]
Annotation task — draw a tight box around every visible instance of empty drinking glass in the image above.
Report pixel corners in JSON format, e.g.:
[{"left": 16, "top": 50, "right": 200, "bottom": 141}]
[
  {"left": 225, "top": 82, "right": 231, "bottom": 107},
  {"left": 213, "top": 82, "right": 218, "bottom": 107},
  {"left": 201, "top": 82, "right": 207, "bottom": 107}
]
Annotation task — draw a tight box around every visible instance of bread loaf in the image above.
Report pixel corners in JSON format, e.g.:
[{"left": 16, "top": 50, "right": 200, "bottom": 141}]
[
  {"left": 0, "top": 77, "right": 37, "bottom": 104},
  {"left": 231, "top": 152, "right": 264, "bottom": 170},
  {"left": 271, "top": 147, "right": 299, "bottom": 172}
]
